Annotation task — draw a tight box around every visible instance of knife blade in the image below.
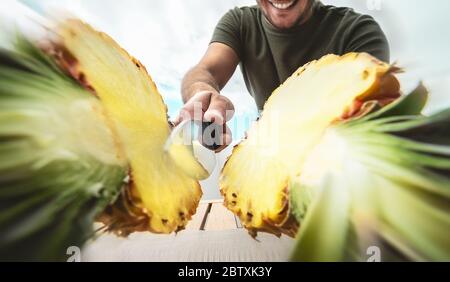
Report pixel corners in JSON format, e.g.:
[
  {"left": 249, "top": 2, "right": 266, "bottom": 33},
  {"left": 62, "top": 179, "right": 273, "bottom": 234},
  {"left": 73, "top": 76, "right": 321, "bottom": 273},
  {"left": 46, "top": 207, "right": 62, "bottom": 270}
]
[{"left": 164, "top": 120, "right": 220, "bottom": 178}]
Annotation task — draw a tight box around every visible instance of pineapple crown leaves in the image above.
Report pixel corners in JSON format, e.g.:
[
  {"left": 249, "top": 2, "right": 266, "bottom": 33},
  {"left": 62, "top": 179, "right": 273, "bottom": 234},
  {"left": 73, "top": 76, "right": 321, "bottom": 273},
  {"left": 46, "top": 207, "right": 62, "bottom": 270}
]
[
  {"left": 355, "top": 82, "right": 429, "bottom": 123},
  {"left": 0, "top": 36, "right": 127, "bottom": 261},
  {"left": 289, "top": 85, "right": 450, "bottom": 262}
]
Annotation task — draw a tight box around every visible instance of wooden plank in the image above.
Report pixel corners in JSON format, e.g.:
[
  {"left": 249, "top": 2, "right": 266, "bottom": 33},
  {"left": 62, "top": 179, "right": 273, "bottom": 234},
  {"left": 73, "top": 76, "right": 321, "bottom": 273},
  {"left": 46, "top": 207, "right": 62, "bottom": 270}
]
[
  {"left": 235, "top": 216, "right": 243, "bottom": 229},
  {"left": 185, "top": 202, "right": 209, "bottom": 230},
  {"left": 204, "top": 203, "right": 238, "bottom": 231}
]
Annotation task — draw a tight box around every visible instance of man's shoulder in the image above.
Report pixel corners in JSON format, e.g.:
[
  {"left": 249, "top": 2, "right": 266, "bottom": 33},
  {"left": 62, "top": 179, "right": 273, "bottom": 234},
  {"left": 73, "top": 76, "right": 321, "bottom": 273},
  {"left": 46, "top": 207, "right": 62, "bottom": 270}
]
[
  {"left": 317, "top": 3, "right": 377, "bottom": 26},
  {"left": 316, "top": 3, "right": 389, "bottom": 61}
]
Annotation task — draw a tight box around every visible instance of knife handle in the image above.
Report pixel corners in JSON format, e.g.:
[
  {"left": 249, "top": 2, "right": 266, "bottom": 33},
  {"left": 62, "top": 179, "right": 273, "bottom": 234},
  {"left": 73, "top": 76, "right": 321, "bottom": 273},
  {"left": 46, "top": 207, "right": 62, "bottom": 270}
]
[{"left": 200, "top": 121, "right": 223, "bottom": 151}]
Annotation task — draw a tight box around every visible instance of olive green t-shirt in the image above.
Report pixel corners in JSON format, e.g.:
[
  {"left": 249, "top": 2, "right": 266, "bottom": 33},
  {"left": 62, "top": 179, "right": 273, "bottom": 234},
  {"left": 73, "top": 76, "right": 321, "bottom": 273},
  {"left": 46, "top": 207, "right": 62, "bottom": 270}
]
[{"left": 211, "top": 2, "right": 390, "bottom": 110}]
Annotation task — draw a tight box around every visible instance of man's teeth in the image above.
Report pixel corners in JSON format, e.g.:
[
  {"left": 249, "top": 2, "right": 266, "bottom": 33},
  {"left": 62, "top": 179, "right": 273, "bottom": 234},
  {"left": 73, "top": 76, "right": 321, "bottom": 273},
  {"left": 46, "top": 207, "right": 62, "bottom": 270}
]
[{"left": 269, "top": 0, "right": 296, "bottom": 10}]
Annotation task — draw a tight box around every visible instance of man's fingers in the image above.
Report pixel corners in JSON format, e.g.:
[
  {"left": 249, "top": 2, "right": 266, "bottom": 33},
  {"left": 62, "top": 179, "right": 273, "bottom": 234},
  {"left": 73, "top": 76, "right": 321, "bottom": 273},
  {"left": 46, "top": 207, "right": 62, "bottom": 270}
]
[
  {"left": 172, "top": 113, "right": 183, "bottom": 126},
  {"left": 184, "top": 91, "right": 213, "bottom": 113},
  {"left": 199, "top": 122, "right": 233, "bottom": 152},
  {"left": 173, "top": 91, "right": 213, "bottom": 125},
  {"left": 173, "top": 108, "right": 194, "bottom": 126},
  {"left": 173, "top": 92, "right": 234, "bottom": 152},
  {"left": 175, "top": 92, "right": 234, "bottom": 126},
  {"left": 214, "top": 125, "right": 233, "bottom": 153},
  {"left": 204, "top": 95, "right": 235, "bottom": 124}
]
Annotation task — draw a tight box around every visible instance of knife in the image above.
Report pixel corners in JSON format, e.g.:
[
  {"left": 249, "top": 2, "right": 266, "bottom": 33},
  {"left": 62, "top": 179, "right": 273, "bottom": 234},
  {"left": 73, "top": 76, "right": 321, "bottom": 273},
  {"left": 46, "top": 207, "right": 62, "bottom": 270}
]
[{"left": 164, "top": 120, "right": 223, "bottom": 178}]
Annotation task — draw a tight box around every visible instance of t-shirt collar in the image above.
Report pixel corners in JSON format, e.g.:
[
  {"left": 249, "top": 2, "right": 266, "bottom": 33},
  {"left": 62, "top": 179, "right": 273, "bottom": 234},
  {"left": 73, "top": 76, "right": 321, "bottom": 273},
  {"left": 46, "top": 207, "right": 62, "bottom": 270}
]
[{"left": 261, "top": 1, "right": 322, "bottom": 34}]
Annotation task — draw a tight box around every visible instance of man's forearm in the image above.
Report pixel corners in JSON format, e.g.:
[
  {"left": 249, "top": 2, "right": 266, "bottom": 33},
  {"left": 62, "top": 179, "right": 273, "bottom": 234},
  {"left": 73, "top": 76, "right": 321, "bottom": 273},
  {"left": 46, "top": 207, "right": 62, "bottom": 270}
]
[{"left": 181, "top": 66, "right": 220, "bottom": 103}]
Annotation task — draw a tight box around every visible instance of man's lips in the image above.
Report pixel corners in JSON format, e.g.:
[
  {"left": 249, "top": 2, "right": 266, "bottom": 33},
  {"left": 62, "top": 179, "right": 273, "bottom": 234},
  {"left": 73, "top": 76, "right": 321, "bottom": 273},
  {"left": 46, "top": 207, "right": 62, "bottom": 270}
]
[{"left": 268, "top": 0, "right": 297, "bottom": 10}]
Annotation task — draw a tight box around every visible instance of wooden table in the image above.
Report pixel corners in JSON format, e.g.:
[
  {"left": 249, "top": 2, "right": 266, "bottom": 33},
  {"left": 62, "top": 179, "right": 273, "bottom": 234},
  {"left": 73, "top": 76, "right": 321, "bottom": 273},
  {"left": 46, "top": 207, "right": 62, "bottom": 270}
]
[
  {"left": 186, "top": 200, "right": 242, "bottom": 231},
  {"left": 83, "top": 200, "right": 295, "bottom": 262}
]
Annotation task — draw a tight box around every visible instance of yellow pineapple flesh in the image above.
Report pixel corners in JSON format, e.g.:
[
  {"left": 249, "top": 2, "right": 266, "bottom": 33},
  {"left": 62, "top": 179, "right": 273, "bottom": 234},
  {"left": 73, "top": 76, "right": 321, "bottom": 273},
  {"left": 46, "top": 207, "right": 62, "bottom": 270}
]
[
  {"left": 220, "top": 53, "right": 400, "bottom": 236},
  {"left": 58, "top": 20, "right": 208, "bottom": 234}
]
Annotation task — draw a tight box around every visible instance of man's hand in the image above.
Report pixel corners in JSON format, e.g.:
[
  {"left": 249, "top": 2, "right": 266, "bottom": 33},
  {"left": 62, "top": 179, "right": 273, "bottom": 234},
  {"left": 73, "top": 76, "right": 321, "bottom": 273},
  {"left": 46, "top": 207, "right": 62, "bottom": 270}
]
[
  {"left": 179, "top": 43, "right": 239, "bottom": 152},
  {"left": 174, "top": 90, "right": 235, "bottom": 152}
]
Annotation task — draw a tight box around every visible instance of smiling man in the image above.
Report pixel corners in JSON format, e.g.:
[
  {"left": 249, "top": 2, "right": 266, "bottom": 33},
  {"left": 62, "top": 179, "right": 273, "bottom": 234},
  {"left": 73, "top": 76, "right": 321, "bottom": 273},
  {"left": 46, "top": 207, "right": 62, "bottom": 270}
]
[{"left": 178, "top": 0, "right": 389, "bottom": 150}]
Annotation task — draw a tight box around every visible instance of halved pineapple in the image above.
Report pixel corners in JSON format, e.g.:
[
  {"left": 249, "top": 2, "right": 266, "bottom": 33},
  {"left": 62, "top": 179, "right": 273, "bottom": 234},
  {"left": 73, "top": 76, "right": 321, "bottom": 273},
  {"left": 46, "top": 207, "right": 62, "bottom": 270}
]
[
  {"left": 220, "top": 53, "right": 400, "bottom": 236},
  {"left": 57, "top": 20, "right": 208, "bottom": 234},
  {"left": 220, "top": 52, "right": 450, "bottom": 261},
  {"left": 0, "top": 19, "right": 210, "bottom": 260}
]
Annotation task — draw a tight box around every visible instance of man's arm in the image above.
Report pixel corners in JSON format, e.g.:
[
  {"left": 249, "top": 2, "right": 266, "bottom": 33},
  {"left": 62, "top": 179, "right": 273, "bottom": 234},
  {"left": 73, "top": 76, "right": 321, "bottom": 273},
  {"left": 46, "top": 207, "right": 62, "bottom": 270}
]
[
  {"left": 181, "top": 42, "right": 239, "bottom": 103},
  {"left": 176, "top": 42, "right": 239, "bottom": 151}
]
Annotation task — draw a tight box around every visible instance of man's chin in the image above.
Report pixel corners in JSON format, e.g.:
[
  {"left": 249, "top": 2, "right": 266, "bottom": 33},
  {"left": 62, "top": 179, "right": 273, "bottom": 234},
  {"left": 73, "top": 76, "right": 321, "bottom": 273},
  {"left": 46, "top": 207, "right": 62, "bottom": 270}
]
[{"left": 261, "top": 0, "right": 308, "bottom": 29}]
